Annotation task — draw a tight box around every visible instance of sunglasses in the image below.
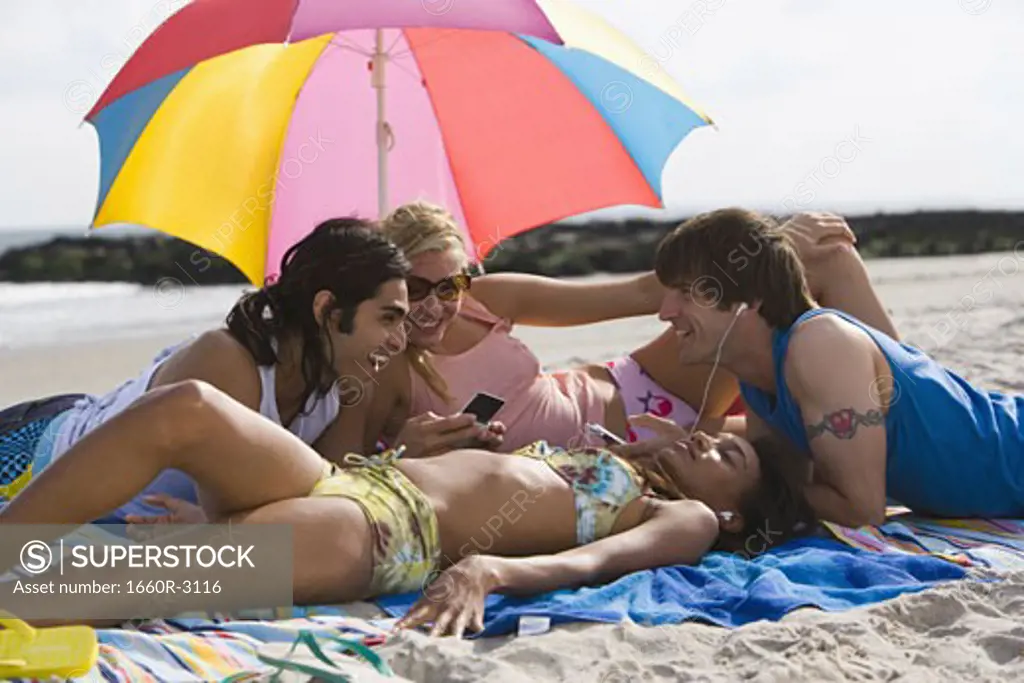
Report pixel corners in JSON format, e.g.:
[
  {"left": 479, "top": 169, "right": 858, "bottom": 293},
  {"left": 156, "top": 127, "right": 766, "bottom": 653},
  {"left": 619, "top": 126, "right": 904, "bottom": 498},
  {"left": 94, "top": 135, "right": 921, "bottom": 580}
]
[{"left": 406, "top": 271, "right": 472, "bottom": 302}]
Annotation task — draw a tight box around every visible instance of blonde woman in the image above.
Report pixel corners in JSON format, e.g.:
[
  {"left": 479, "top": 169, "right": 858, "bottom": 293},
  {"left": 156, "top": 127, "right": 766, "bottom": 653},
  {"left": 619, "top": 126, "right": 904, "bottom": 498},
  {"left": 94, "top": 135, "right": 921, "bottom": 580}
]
[{"left": 373, "top": 203, "right": 895, "bottom": 457}]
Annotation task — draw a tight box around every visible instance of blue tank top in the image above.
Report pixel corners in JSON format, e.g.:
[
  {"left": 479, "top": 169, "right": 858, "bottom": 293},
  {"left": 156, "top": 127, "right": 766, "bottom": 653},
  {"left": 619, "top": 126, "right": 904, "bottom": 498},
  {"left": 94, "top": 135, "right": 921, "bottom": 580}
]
[{"left": 739, "top": 308, "right": 1024, "bottom": 517}]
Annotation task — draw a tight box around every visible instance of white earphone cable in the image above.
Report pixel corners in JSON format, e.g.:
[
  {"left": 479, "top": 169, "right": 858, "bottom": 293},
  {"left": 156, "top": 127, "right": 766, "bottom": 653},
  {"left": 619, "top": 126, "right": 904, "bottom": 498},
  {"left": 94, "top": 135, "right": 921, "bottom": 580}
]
[{"left": 687, "top": 302, "right": 748, "bottom": 438}]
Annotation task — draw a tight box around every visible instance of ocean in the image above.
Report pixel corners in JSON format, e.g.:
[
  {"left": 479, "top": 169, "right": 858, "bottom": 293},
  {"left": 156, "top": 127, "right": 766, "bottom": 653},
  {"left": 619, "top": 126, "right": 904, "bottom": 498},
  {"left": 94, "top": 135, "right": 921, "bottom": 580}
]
[
  {"left": 0, "top": 281, "right": 249, "bottom": 351},
  {"left": 0, "top": 227, "right": 230, "bottom": 350}
]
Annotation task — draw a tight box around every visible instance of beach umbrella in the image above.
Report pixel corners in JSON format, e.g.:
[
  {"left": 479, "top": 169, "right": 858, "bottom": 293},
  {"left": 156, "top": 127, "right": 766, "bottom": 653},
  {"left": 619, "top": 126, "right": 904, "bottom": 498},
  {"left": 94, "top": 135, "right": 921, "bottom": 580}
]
[{"left": 85, "top": 0, "right": 713, "bottom": 285}]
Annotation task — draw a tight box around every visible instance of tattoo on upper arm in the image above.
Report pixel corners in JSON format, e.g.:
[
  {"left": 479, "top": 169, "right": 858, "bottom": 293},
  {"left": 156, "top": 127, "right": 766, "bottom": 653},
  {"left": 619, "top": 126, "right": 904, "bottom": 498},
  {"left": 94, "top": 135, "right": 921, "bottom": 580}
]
[{"left": 806, "top": 407, "right": 884, "bottom": 441}]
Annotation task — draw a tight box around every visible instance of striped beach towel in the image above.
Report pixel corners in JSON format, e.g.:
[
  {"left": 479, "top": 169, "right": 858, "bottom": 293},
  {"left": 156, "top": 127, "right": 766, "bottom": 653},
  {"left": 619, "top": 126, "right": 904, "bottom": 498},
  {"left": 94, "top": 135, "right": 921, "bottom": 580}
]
[
  {"left": 9, "top": 615, "right": 398, "bottom": 683},
  {"left": 823, "top": 506, "right": 1024, "bottom": 573}
]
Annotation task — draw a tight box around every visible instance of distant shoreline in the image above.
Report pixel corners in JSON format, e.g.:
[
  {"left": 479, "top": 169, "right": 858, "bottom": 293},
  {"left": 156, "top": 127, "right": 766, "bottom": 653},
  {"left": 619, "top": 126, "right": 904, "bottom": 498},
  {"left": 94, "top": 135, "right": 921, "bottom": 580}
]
[{"left": 3, "top": 210, "right": 1024, "bottom": 283}]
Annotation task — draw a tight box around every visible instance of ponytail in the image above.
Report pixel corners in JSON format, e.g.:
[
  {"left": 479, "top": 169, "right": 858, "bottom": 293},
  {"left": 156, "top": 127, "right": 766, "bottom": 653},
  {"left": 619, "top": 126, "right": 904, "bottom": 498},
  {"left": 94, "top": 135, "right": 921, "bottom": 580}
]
[{"left": 226, "top": 287, "right": 281, "bottom": 367}]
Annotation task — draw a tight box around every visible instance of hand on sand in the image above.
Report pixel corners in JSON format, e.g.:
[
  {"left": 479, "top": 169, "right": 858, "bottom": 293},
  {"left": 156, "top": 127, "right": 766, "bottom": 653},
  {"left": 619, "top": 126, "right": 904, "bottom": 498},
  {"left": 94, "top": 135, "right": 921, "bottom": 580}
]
[
  {"left": 124, "top": 494, "right": 208, "bottom": 541},
  {"left": 395, "top": 555, "right": 500, "bottom": 638},
  {"left": 397, "top": 412, "right": 502, "bottom": 458}
]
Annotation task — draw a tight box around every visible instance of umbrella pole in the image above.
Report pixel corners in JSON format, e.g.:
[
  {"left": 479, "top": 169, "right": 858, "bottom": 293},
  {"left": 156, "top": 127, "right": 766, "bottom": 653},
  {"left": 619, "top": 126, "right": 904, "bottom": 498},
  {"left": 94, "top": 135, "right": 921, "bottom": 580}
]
[{"left": 373, "top": 29, "right": 388, "bottom": 219}]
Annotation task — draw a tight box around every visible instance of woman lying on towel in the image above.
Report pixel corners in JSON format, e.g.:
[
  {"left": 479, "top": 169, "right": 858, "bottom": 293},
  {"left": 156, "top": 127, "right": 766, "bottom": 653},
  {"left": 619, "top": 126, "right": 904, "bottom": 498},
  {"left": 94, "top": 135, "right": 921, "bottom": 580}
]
[
  {"left": 0, "top": 220, "right": 479, "bottom": 523},
  {"left": 370, "top": 203, "right": 899, "bottom": 457},
  {"left": 0, "top": 380, "right": 813, "bottom": 636}
]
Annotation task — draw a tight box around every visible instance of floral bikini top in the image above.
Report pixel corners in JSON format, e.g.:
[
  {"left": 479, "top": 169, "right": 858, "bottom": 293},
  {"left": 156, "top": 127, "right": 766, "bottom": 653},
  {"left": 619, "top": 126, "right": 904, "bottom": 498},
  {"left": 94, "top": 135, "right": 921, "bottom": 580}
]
[{"left": 517, "top": 442, "right": 648, "bottom": 545}]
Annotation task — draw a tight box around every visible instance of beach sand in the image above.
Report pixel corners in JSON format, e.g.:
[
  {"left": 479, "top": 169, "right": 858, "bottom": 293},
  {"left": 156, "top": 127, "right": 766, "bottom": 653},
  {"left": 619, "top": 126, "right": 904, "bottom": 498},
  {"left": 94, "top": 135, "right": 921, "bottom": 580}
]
[
  {"left": 383, "top": 572, "right": 1024, "bottom": 682},
  {"left": 2, "top": 252, "right": 1023, "bottom": 680}
]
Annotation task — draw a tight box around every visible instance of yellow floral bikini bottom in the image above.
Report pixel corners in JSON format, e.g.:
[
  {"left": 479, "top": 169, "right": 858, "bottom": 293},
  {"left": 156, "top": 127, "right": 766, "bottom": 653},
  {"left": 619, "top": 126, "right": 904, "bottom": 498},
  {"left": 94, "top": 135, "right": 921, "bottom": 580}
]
[{"left": 311, "top": 450, "right": 441, "bottom": 596}]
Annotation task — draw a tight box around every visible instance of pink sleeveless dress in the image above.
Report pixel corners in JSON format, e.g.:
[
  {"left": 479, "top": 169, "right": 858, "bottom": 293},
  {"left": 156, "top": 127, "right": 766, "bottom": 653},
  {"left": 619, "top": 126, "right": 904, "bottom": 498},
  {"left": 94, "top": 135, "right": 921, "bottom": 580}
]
[{"left": 409, "top": 296, "right": 607, "bottom": 452}]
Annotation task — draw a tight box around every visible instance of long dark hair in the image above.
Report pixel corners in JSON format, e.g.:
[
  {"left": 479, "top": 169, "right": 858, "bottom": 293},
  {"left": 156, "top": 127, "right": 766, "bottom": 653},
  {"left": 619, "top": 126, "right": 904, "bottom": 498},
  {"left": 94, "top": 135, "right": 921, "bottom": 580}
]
[
  {"left": 226, "top": 218, "right": 411, "bottom": 409},
  {"left": 715, "top": 431, "right": 817, "bottom": 556}
]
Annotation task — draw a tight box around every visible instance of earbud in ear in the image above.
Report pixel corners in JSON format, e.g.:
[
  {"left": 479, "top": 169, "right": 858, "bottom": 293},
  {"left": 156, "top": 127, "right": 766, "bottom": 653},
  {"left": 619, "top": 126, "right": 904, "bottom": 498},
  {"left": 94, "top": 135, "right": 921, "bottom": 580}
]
[
  {"left": 735, "top": 302, "right": 749, "bottom": 315},
  {"left": 719, "top": 511, "right": 735, "bottom": 523}
]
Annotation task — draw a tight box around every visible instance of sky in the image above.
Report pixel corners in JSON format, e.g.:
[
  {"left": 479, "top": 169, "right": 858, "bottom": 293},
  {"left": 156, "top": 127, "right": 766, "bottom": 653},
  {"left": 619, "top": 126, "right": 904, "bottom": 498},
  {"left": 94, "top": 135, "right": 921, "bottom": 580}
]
[{"left": 0, "top": 0, "right": 1022, "bottom": 231}]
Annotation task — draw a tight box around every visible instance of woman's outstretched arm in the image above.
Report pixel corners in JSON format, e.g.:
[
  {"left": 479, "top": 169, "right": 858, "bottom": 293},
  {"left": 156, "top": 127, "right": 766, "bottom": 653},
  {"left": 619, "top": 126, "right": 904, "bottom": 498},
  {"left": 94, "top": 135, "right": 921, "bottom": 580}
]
[
  {"left": 811, "top": 247, "right": 899, "bottom": 340},
  {"left": 785, "top": 212, "right": 898, "bottom": 340},
  {"left": 396, "top": 499, "right": 719, "bottom": 637},
  {"left": 469, "top": 272, "right": 664, "bottom": 327},
  {"left": 487, "top": 499, "right": 718, "bottom": 592},
  {"left": 0, "top": 380, "right": 326, "bottom": 531}
]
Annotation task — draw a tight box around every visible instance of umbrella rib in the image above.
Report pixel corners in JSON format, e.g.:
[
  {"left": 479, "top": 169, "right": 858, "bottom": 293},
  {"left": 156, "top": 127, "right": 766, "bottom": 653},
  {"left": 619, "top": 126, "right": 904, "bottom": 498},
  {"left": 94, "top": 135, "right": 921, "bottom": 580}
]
[
  {"left": 386, "top": 32, "right": 404, "bottom": 54},
  {"left": 324, "top": 35, "right": 374, "bottom": 58},
  {"left": 381, "top": 52, "right": 420, "bottom": 82},
  {"left": 283, "top": 0, "right": 301, "bottom": 44},
  {"left": 392, "top": 29, "right": 462, "bottom": 58},
  {"left": 381, "top": 34, "right": 423, "bottom": 83}
]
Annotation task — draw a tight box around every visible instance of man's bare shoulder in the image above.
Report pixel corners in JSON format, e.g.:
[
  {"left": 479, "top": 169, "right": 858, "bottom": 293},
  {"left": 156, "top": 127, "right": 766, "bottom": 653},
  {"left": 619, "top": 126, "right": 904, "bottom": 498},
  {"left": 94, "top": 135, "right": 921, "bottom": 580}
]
[
  {"left": 785, "top": 313, "right": 878, "bottom": 385},
  {"left": 153, "top": 329, "right": 258, "bottom": 383},
  {"left": 788, "top": 312, "right": 872, "bottom": 352}
]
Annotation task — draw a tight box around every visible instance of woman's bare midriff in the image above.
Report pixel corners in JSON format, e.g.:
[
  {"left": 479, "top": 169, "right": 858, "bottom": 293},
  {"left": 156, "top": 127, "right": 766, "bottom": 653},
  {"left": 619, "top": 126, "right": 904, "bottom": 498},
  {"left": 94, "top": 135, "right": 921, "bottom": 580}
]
[
  {"left": 579, "top": 363, "right": 630, "bottom": 439},
  {"left": 397, "top": 450, "right": 647, "bottom": 565}
]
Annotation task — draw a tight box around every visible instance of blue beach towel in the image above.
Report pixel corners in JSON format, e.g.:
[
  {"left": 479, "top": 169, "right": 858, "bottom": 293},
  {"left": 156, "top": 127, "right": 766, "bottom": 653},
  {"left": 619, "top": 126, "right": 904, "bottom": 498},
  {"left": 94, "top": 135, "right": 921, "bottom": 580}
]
[{"left": 377, "top": 537, "right": 968, "bottom": 638}]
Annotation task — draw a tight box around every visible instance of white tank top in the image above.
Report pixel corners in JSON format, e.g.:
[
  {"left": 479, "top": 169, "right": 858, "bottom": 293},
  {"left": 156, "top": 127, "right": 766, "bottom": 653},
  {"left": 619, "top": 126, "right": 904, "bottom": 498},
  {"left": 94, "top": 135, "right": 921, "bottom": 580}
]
[
  {"left": 255, "top": 361, "right": 342, "bottom": 445},
  {"left": 52, "top": 335, "right": 341, "bottom": 521}
]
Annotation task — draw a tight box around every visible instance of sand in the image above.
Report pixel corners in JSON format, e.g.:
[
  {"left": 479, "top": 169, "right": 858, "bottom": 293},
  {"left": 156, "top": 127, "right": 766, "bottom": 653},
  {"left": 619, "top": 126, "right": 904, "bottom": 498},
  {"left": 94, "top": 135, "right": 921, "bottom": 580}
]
[
  {"left": 0, "top": 333, "right": 189, "bottom": 406},
  {"left": 3, "top": 252, "right": 1024, "bottom": 681},
  {"left": 382, "top": 573, "right": 1024, "bottom": 682}
]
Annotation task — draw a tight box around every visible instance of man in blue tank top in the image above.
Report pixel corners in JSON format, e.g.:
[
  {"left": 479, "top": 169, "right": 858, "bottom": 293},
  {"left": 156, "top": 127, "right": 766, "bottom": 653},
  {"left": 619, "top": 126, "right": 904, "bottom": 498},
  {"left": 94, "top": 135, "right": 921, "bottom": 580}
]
[{"left": 650, "top": 208, "right": 1024, "bottom": 526}]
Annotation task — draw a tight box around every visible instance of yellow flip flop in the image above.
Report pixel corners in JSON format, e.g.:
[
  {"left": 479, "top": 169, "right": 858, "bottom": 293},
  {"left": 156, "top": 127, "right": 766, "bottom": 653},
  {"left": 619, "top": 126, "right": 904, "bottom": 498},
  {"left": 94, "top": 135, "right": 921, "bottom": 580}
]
[{"left": 0, "top": 614, "right": 98, "bottom": 680}]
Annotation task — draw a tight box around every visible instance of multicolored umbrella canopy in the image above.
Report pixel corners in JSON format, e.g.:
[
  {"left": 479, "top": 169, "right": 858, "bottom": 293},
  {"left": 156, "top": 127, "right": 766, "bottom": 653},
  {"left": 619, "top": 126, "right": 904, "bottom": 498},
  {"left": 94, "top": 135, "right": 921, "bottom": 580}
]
[{"left": 86, "top": 0, "right": 713, "bottom": 284}]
